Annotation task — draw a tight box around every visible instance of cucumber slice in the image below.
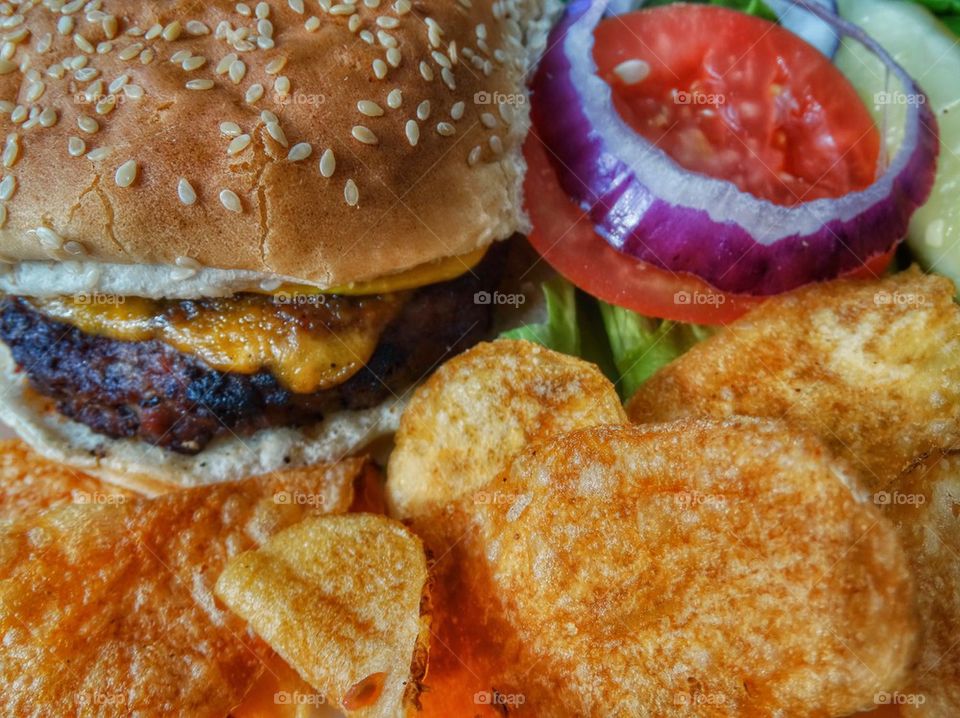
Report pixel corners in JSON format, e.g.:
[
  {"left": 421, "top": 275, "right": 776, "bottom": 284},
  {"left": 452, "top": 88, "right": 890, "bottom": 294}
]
[{"left": 836, "top": 0, "right": 960, "bottom": 293}]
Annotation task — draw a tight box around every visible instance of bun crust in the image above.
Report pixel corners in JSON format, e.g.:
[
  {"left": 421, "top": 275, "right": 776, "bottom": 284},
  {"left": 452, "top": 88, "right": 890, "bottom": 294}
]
[{"left": 0, "top": 0, "right": 557, "bottom": 287}]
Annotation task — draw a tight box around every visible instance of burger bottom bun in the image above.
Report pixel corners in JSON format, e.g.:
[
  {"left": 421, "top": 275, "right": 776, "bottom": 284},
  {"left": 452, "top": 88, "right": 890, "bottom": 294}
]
[{"left": 0, "top": 341, "right": 402, "bottom": 495}]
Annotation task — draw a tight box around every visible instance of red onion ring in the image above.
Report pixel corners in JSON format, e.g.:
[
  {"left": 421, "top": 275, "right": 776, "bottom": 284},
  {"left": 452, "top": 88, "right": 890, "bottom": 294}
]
[{"left": 531, "top": 0, "right": 939, "bottom": 295}]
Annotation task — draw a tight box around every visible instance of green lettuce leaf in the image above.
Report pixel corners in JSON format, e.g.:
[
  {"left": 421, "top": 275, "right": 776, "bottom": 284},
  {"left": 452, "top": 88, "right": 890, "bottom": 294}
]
[
  {"left": 598, "top": 302, "right": 713, "bottom": 400},
  {"left": 501, "top": 277, "right": 582, "bottom": 356}
]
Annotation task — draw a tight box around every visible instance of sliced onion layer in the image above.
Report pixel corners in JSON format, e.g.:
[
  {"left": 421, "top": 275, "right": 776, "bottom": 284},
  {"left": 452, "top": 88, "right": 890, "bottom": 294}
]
[{"left": 531, "top": 0, "right": 939, "bottom": 295}]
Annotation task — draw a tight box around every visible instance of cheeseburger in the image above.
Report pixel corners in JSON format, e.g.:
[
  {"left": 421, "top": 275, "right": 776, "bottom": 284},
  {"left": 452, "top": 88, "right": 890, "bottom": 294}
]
[{"left": 0, "top": 0, "right": 557, "bottom": 492}]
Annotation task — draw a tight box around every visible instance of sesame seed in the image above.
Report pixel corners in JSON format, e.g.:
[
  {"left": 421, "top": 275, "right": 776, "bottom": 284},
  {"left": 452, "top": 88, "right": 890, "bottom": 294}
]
[
  {"left": 162, "top": 21, "right": 182, "bottom": 41},
  {"left": 118, "top": 42, "right": 143, "bottom": 61},
  {"left": 395, "top": 0, "right": 412, "bottom": 13},
  {"left": 123, "top": 84, "right": 144, "bottom": 100},
  {"left": 9, "top": 107, "right": 25, "bottom": 125},
  {"left": 228, "top": 134, "right": 252, "bottom": 155},
  {"left": 288, "top": 142, "right": 312, "bottom": 161},
  {"left": 114, "top": 160, "right": 138, "bottom": 188},
  {"left": 86, "top": 148, "right": 111, "bottom": 161},
  {"left": 289, "top": 0, "right": 306, "bottom": 12},
  {"left": 245, "top": 84, "right": 265, "bottom": 104},
  {"left": 416, "top": 100, "right": 430, "bottom": 121},
  {"left": 261, "top": 110, "right": 279, "bottom": 124},
  {"left": 63, "top": 241, "right": 86, "bottom": 257},
  {"left": 35, "top": 227, "right": 63, "bottom": 250},
  {"left": 274, "top": 75, "right": 291, "bottom": 96},
  {"left": 186, "top": 20, "right": 211, "bottom": 36},
  {"left": 305, "top": 16, "right": 321, "bottom": 31},
  {"left": 38, "top": 108, "right": 57, "bottom": 127},
  {"left": 468, "top": 145, "right": 482, "bottom": 166},
  {"left": 348, "top": 14, "right": 361, "bottom": 32},
  {"left": 377, "top": 30, "right": 397, "bottom": 48},
  {"left": 178, "top": 178, "right": 197, "bottom": 205},
  {"left": 140, "top": 48, "right": 156, "bottom": 64},
  {"left": 330, "top": 3, "right": 354, "bottom": 15},
  {"left": 360, "top": 30, "right": 374, "bottom": 43},
  {"left": 266, "top": 121, "right": 288, "bottom": 147},
  {"left": 220, "top": 122, "right": 242, "bottom": 136},
  {"left": 220, "top": 189, "right": 242, "bottom": 212},
  {"left": 108, "top": 74, "right": 129, "bottom": 93},
  {"left": 216, "top": 53, "right": 237, "bottom": 75},
  {"left": 366, "top": 0, "right": 382, "bottom": 8},
  {"left": 357, "top": 100, "right": 384, "bottom": 117},
  {"left": 228, "top": 59, "right": 246, "bottom": 83},
  {"left": 265, "top": 57, "right": 287, "bottom": 75},
  {"left": 451, "top": 101, "right": 465, "bottom": 120},
  {"left": 386, "top": 47, "right": 401, "bottom": 67},
  {"left": 431, "top": 50, "right": 451, "bottom": 69},
  {"left": 145, "top": 23, "right": 163, "bottom": 40},
  {"left": 344, "top": 179, "right": 359, "bottom": 206},
  {"left": 436, "top": 121, "right": 455, "bottom": 136},
  {"left": 57, "top": 16, "right": 74, "bottom": 35},
  {"left": 441, "top": 67, "right": 456, "bottom": 90},
  {"left": 2, "top": 135, "right": 19, "bottom": 168},
  {"left": 319, "top": 148, "right": 336, "bottom": 177},
  {"left": 68, "top": 136, "right": 86, "bottom": 157},
  {"left": 419, "top": 61, "right": 434, "bottom": 81},
  {"left": 351, "top": 125, "right": 379, "bottom": 146},
  {"left": 489, "top": 135, "right": 503, "bottom": 155},
  {"left": 0, "top": 175, "right": 16, "bottom": 201},
  {"left": 183, "top": 56, "right": 207, "bottom": 71},
  {"left": 170, "top": 49, "right": 192, "bottom": 64},
  {"left": 481, "top": 112, "right": 497, "bottom": 129},
  {"left": 387, "top": 88, "right": 402, "bottom": 109},
  {"left": 405, "top": 119, "right": 419, "bottom": 146},
  {"left": 74, "top": 33, "right": 95, "bottom": 54},
  {"left": 372, "top": 59, "right": 388, "bottom": 79},
  {"left": 186, "top": 79, "right": 215, "bottom": 90}
]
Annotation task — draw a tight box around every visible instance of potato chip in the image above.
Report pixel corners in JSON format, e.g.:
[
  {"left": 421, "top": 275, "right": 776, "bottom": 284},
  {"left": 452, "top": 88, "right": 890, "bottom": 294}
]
[
  {"left": 0, "top": 439, "right": 137, "bottom": 520},
  {"left": 883, "top": 451, "right": 960, "bottom": 716},
  {"left": 456, "top": 419, "right": 915, "bottom": 717},
  {"left": 386, "top": 339, "right": 626, "bottom": 544},
  {"left": 627, "top": 269, "right": 960, "bottom": 491},
  {"left": 0, "top": 458, "right": 362, "bottom": 717},
  {"left": 215, "top": 514, "right": 428, "bottom": 718}
]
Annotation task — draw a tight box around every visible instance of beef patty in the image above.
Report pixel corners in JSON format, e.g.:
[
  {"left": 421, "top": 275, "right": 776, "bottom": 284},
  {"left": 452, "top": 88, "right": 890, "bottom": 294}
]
[{"left": 0, "top": 246, "right": 505, "bottom": 454}]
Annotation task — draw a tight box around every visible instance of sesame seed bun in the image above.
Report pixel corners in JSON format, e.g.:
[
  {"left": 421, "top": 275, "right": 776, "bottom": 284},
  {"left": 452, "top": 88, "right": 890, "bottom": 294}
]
[{"left": 0, "top": 0, "right": 560, "bottom": 290}]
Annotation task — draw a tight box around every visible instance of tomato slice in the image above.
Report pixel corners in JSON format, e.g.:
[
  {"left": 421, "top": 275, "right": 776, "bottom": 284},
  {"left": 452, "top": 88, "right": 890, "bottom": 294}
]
[
  {"left": 524, "top": 134, "right": 894, "bottom": 326},
  {"left": 593, "top": 6, "right": 880, "bottom": 206}
]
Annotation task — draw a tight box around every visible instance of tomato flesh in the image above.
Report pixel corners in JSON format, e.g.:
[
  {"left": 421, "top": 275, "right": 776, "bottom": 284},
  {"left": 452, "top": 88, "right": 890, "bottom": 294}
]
[{"left": 594, "top": 6, "right": 880, "bottom": 206}]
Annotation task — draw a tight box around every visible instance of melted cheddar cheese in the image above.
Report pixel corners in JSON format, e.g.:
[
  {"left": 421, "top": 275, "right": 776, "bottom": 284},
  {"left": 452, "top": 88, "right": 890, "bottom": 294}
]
[{"left": 28, "top": 248, "right": 487, "bottom": 395}]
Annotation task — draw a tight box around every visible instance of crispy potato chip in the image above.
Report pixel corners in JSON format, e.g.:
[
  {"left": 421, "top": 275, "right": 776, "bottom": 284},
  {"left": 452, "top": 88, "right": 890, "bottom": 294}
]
[
  {"left": 455, "top": 420, "right": 915, "bottom": 717},
  {"left": 215, "top": 514, "right": 429, "bottom": 718},
  {"left": 0, "top": 458, "right": 362, "bottom": 717},
  {"left": 883, "top": 451, "right": 960, "bottom": 716},
  {"left": 626, "top": 269, "right": 960, "bottom": 491},
  {"left": 387, "top": 339, "right": 626, "bottom": 542},
  {"left": 0, "top": 439, "right": 137, "bottom": 519}
]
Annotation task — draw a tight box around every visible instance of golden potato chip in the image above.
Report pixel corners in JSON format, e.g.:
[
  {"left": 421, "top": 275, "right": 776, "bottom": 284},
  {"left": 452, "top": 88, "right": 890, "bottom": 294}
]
[
  {"left": 386, "top": 339, "right": 626, "bottom": 543},
  {"left": 215, "top": 514, "right": 428, "bottom": 718},
  {"left": 0, "top": 439, "right": 137, "bottom": 519},
  {"left": 627, "top": 269, "right": 960, "bottom": 491},
  {"left": 882, "top": 451, "right": 960, "bottom": 716},
  {"left": 0, "top": 458, "right": 362, "bottom": 717},
  {"left": 455, "top": 420, "right": 915, "bottom": 717}
]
